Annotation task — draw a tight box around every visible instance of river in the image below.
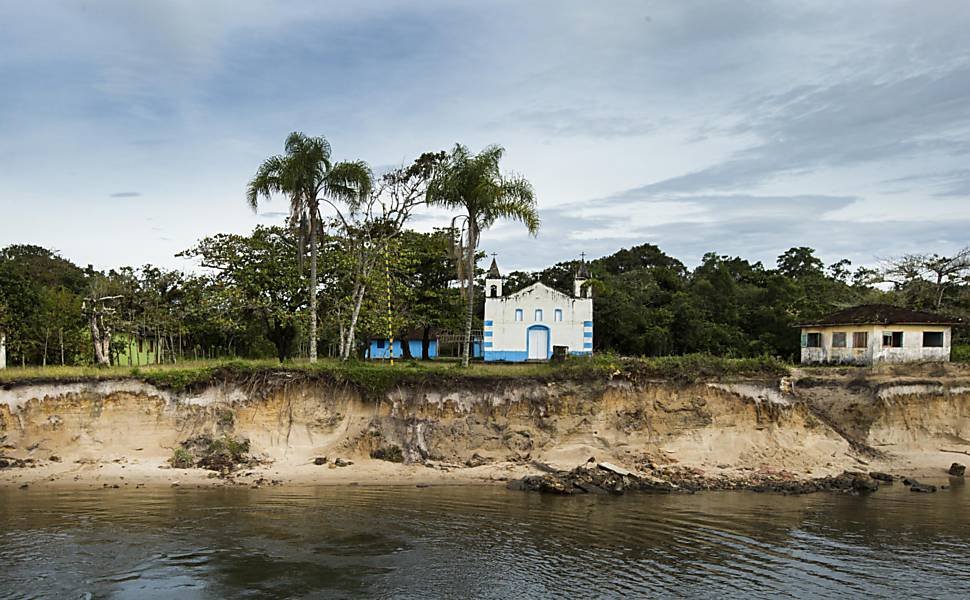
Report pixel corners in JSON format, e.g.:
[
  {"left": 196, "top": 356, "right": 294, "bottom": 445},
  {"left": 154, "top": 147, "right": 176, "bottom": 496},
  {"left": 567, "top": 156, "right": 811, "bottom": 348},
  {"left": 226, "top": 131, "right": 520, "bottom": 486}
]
[{"left": 1, "top": 482, "right": 968, "bottom": 598}]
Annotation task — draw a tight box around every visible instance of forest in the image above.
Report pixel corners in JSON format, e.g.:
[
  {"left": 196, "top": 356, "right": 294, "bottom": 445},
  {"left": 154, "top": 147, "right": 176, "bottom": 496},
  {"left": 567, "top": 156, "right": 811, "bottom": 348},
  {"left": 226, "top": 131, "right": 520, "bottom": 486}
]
[
  {"left": 1, "top": 237, "right": 967, "bottom": 368},
  {"left": 1, "top": 133, "right": 968, "bottom": 368}
]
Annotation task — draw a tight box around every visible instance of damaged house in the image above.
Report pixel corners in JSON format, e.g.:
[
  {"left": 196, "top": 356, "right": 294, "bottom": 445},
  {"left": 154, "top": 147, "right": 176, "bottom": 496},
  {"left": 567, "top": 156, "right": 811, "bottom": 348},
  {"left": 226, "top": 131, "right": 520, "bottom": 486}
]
[{"left": 799, "top": 304, "right": 962, "bottom": 365}]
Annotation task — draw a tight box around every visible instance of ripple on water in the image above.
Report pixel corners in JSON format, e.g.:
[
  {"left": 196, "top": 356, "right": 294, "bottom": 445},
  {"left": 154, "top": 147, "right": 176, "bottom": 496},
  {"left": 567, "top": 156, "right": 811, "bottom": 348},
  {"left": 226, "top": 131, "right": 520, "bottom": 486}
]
[{"left": 1, "top": 485, "right": 970, "bottom": 599}]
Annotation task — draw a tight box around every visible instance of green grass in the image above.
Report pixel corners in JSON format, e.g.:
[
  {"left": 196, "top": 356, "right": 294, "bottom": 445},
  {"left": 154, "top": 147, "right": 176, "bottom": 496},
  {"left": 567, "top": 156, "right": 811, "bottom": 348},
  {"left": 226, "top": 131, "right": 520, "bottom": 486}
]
[{"left": 0, "top": 353, "right": 792, "bottom": 393}]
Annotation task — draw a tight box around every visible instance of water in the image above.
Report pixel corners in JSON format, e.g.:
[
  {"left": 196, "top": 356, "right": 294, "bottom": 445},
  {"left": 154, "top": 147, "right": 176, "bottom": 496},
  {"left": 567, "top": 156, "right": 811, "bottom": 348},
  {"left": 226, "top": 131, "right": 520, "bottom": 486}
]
[{"left": 1, "top": 482, "right": 969, "bottom": 599}]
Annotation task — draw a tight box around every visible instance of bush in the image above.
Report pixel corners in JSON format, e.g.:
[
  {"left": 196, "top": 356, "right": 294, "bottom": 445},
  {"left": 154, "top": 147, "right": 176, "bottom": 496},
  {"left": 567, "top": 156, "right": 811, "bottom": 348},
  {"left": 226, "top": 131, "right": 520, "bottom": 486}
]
[
  {"left": 370, "top": 445, "right": 405, "bottom": 463},
  {"left": 170, "top": 447, "right": 195, "bottom": 469},
  {"left": 952, "top": 344, "right": 970, "bottom": 363}
]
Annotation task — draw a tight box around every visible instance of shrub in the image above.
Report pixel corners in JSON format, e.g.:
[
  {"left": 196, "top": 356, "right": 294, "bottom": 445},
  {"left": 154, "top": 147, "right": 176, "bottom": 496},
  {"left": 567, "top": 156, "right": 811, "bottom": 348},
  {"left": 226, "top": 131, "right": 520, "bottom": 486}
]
[
  {"left": 370, "top": 445, "right": 405, "bottom": 463},
  {"left": 170, "top": 447, "right": 195, "bottom": 469},
  {"left": 952, "top": 344, "right": 970, "bottom": 363}
]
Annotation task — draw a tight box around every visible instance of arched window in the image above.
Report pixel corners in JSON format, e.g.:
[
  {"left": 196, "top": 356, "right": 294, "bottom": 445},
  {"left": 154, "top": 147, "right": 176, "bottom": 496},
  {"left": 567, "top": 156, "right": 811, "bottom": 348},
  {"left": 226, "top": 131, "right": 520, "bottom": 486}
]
[
  {"left": 554, "top": 309, "right": 563, "bottom": 322},
  {"left": 535, "top": 309, "right": 543, "bottom": 322},
  {"left": 490, "top": 285, "right": 497, "bottom": 298},
  {"left": 515, "top": 308, "right": 523, "bottom": 322}
]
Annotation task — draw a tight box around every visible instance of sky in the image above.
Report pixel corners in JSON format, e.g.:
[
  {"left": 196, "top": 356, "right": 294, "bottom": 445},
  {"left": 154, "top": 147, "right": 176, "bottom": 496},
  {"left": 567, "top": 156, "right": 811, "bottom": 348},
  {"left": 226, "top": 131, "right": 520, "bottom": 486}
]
[{"left": 1, "top": 0, "right": 969, "bottom": 274}]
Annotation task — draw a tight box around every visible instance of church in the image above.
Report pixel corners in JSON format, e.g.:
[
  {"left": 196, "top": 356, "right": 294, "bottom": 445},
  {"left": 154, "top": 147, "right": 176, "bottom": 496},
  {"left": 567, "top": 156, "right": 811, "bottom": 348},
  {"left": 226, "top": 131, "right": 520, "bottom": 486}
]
[{"left": 483, "top": 258, "right": 593, "bottom": 362}]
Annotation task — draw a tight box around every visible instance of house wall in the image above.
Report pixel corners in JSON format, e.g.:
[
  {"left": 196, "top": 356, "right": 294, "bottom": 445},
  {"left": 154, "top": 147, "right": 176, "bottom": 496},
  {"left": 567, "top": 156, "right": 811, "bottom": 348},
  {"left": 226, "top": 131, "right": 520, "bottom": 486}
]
[
  {"left": 800, "top": 324, "right": 951, "bottom": 365},
  {"left": 484, "top": 283, "right": 593, "bottom": 362},
  {"left": 368, "top": 340, "right": 438, "bottom": 360}
]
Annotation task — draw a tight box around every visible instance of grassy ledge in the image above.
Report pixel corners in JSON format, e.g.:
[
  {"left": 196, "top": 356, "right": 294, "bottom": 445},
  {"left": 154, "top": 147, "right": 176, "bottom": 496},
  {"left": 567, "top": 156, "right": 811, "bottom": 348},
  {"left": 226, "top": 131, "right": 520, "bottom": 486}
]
[{"left": 0, "top": 354, "right": 792, "bottom": 396}]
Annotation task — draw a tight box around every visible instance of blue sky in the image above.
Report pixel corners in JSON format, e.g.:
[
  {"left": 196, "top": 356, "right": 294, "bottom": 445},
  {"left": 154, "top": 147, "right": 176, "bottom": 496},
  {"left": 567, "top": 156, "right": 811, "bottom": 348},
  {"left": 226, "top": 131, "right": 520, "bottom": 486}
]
[{"left": 1, "top": 0, "right": 969, "bottom": 273}]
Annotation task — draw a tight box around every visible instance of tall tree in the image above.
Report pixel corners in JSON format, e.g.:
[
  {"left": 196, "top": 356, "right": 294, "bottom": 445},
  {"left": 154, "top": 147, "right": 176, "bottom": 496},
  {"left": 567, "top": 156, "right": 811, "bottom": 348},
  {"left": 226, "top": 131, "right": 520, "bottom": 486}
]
[
  {"left": 427, "top": 144, "right": 539, "bottom": 366},
  {"left": 247, "top": 132, "right": 372, "bottom": 362}
]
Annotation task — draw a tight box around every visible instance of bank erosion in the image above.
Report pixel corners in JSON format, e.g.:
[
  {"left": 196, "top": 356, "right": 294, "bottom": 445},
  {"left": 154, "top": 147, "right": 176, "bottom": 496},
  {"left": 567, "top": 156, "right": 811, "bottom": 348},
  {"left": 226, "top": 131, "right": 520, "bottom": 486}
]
[{"left": 1, "top": 357, "right": 969, "bottom": 494}]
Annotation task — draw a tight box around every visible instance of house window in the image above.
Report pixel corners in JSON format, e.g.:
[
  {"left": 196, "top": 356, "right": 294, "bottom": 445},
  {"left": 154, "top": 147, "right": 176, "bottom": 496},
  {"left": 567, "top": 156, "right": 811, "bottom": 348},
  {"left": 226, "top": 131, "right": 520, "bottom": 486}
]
[
  {"left": 805, "top": 333, "right": 822, "bottom": 348},
  {"left": 535, "top": 309, "right": 543, "bottom": 322},
  {"left": 923, "top": 331, "right": 944, "bottom": 348},
  {"left": 852, "top": 332, "right": 868, "bottom": 348},
  {"left": 882, "top": 331, "right": 903, "bottom": 348},
  {"left": 832, "top": 332, "right": 847, "bottom": 348},
  {"left": 376, "top": 340, "right": 386, "bottom": 349},
  {"left": 554, "top": 309, "right": 563, "bottom": 322},
  {"left": 515, "top": 309, "right": 523, "bottom": 322}
]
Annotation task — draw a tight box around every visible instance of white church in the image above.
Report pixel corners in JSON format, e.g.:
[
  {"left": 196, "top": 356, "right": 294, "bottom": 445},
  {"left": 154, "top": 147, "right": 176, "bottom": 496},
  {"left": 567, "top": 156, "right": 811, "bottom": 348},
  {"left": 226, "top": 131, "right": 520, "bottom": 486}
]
[{"left": 483, "top": 258, "right": 593, "bottom": 361}]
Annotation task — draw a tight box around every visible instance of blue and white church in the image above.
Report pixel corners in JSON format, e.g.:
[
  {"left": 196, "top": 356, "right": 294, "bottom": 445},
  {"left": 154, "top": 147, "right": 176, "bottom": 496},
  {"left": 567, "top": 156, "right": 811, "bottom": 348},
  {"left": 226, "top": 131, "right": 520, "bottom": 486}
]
[{"left": 483, "top": 258, "right": 593, "bottom": 361}]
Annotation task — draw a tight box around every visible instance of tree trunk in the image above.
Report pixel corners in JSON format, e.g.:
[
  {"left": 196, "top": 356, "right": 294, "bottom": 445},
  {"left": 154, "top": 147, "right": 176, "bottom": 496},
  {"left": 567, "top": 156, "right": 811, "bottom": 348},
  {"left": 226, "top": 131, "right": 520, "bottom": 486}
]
[
  {"left": 90, "top": 314, "right": 109, "bottom": 366},
  {"left": 461, "top": 222, "right": 477, "bottom": 367},
  {"left": 0, "top": 333, "right": 6, "bottom": 370},
  {"left": 59, "top": 328, "right": 64, "bottom": 366},
  {"left": 400, "top": 332, "right": 413, "bottom": 360},
  {"left": 422, "top": 326, "right": 432, "bottom": 360},
  {"left": 343, "top": 283, "right": 367, "bottom": 361},
  {"left": 42, "top": 328, "right": 49, "bottom": 367},
  {"left": 309, "top": 212, "right": 318, "bottom": 363}
]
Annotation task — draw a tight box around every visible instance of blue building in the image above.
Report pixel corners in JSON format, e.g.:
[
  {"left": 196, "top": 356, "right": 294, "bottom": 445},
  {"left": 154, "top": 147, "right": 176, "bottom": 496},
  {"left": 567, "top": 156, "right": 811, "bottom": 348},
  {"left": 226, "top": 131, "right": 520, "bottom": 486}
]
[{"left": 368, "top": 338, "right": 438, "bottom": 360}]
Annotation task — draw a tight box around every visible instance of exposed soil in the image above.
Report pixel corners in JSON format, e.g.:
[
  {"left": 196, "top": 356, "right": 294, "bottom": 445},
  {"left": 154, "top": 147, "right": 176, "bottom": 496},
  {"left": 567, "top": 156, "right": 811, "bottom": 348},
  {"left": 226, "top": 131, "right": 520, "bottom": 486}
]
[{"left": 1, "top": 365, "right": 969, "bottom": 492}]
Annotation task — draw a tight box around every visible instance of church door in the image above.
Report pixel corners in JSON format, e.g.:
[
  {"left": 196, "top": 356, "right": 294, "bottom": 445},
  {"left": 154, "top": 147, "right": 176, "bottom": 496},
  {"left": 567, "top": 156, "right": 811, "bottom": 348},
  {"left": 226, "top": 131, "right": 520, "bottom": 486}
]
[{"left": 527, "top": 327, "right": 549, "bottom": 360}]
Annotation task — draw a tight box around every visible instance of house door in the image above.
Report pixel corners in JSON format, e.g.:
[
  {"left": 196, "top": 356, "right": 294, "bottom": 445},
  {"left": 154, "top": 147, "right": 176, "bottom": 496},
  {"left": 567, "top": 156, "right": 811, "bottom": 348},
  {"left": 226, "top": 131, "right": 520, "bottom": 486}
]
[{"left": 527, "top": 327, "right": 548, "bottom": 360}]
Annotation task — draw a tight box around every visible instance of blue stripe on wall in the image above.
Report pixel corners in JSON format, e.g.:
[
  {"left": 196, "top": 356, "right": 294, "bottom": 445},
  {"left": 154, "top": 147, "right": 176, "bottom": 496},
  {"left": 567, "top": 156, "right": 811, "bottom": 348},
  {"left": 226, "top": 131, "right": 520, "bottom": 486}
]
[
  {"left": 484, "top": 320, "right": 493, "bottom": 326},
  {"left": 584, "top": 331, "right": 593, "bottom": 338},
  {"left": 583, "top": 321, "right": 593, "bottom": 327},
  {"left": 483, "top": 331, "right": 493, "bottom": 337},
  {"left": 583, "top": 342, "right": 593, "bottom": 348},
  {"left": 483, "top": 341, "right": 493, "bottom": 348}
]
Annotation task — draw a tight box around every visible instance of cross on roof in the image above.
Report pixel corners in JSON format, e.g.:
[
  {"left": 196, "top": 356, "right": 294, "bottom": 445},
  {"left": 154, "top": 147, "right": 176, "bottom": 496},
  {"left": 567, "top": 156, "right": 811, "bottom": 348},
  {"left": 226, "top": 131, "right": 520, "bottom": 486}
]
[{"left": 580, "top": 252, "right": 586, "bottom": 262}]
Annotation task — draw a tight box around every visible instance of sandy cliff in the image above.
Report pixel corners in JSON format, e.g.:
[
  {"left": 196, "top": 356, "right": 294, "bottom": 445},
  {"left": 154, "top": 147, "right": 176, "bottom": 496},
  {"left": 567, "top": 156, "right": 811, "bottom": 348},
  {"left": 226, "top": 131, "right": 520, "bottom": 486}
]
[{"left": 2, "top": 366, "right": 969, "bottom": 489}]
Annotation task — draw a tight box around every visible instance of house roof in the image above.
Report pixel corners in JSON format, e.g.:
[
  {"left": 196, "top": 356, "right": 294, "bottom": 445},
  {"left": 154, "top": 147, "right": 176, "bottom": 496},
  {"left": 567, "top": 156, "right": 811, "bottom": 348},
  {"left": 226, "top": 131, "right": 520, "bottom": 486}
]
[
  {"left": 798, "top": 304, "right": 963, "bottom": 327},
  {"left": 486, "top": 258, "right": 501, "bottom": 278}
]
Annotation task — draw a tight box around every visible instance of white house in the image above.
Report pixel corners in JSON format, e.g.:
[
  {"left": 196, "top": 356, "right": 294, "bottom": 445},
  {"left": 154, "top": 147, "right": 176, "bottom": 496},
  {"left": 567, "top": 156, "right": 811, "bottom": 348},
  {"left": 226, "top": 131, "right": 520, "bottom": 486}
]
[
  {"left": 799, "top": 304, "right": 962, "bottom": 365},
  {"left": 483, "top": 258, "right": 593, "bottom": 361}
]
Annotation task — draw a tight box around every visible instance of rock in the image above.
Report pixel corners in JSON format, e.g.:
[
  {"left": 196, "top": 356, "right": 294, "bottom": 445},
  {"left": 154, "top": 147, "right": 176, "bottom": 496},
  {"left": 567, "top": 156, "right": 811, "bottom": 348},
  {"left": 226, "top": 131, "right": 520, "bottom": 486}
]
[
  {"left": 947, "top": 463, "right": 966, "bottom": 477},
  {"left": 903, "top": 477, "right": 919, "bottom": 486},
  {"left": 910, "top": 483, "right": 937, "bottom": 493},
  {"left": 313, "top": 457, "right": 327, "bottom": 466},
  {"left": 576, "top": 482, "right": 609, "bottom": 495},
  {"left": 416, "top": 483, "right": 430, "bottom": 488},
  {"left": 49, "top": 455, "right": 62, "bottom": 463},
  {"left": 598, "top": 462, "right": 633, "bottom": 477},
  {"left": 852, "top": 476, "right": 879, "bottom": 493},
  {"left": 334, "top": 458, "right": 353, "bottom": 467},
  {"left": 869, "top": 471, "right": 894, "bottom": 482},
  {"left": 464, "top": 453, "right": 491, "bottom": 468}
]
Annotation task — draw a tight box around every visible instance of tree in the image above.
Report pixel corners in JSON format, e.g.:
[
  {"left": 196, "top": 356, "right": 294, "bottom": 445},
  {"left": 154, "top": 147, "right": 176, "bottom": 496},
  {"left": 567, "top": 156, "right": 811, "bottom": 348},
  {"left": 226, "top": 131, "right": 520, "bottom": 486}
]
[
  {"left": 881, "top": 247, "right": 970, "bottom": 309},
  {"left": 247, "top": 132, "right": 372, "bottom": 362},
  {"left": 180, "top": 227, "right": 307, "bottom": 362},
  {"left": 427, "top": 144, "right": 539, "bottom": 366}
]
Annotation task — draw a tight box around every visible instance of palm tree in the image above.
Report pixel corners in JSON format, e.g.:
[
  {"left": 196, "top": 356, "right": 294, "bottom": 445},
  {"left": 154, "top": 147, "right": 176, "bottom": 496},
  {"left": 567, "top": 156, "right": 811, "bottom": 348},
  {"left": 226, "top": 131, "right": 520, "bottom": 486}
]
[
  {"left": 427, "top": 144, "right": 539, "bottom": 367},
  {"left": 247, "top": 132, "right": 372, "bottom": 362}
]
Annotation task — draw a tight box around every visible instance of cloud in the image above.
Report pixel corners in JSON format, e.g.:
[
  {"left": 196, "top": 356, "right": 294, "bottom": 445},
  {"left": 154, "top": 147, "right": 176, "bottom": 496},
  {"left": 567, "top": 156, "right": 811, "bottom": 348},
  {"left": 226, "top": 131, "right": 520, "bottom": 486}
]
[{"left": 110, "top": 191, "right": 141, "bottom": 198}]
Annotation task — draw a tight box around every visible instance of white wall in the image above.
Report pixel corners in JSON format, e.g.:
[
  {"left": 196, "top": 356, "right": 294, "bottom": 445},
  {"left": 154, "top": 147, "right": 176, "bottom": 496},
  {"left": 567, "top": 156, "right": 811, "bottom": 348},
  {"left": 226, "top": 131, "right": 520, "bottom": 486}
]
[
  {"left": 800, "top": 324, "right": 952, "bottom": 364},
  {"left": 484, "top": 282, "right": 592, "bottom": 360}
]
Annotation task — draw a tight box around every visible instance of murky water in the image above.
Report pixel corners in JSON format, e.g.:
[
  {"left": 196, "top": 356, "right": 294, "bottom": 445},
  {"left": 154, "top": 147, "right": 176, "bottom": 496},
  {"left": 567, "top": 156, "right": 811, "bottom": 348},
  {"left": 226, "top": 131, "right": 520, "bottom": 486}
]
[{"left": 1, "top": 482, "right": 969, "bottom": 599}]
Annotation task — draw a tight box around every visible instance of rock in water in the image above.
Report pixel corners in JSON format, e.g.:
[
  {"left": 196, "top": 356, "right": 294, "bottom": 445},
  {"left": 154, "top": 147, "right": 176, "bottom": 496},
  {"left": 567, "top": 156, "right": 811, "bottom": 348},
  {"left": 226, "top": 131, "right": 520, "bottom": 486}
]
[
  {"left": 852, "top": 476, "right": 879, "bottom": 493},
  {"left": 910, "top": 483, "right": 937, "bottom": 493},
  {"left": 869, "top": 472, "right": 894, "bottom": 483},
  {"left": 947, "top": 463, "right": 966, "bottom": 477}
]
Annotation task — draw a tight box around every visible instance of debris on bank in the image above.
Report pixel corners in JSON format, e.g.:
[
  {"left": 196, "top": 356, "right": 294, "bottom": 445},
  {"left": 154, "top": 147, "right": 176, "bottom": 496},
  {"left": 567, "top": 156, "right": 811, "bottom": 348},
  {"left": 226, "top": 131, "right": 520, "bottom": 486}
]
[
  {"left": 507, "top": 459, "right": 903, "bottom": 496},
  {"left": 168, "top": 434, "right": 263, "bottom": 476}
]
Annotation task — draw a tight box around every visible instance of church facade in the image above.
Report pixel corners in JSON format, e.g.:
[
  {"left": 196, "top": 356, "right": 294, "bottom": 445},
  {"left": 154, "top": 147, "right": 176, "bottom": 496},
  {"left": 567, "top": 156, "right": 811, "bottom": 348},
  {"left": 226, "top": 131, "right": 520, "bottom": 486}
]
[{"left": 483, "top": 259, "right": 593, "bottom": 362}]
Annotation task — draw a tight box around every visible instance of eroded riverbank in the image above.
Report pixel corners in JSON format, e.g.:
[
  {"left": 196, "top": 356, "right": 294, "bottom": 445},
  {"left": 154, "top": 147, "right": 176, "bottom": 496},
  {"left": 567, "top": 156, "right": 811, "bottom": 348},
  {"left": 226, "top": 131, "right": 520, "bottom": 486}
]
[{"left": 2, "top": 364, "right": 969, "bottom": 493}]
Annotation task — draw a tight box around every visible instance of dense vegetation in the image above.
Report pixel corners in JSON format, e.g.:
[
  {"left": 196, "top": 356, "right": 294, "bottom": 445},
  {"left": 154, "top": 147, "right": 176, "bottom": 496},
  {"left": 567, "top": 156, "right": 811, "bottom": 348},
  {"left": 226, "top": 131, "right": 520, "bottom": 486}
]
[
  {"left": 0, "top": 132, "right": 967, "bottom": 368},
  {"left": 1, "top": 238, "right": 966, "bottom": 368}
]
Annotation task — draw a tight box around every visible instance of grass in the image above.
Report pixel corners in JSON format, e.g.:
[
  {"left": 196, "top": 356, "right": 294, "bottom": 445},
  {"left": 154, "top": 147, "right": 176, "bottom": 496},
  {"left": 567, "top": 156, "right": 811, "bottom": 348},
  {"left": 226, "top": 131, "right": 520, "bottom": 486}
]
[{"left": 0, "top": 353, "right": 792, "bottom": 393}]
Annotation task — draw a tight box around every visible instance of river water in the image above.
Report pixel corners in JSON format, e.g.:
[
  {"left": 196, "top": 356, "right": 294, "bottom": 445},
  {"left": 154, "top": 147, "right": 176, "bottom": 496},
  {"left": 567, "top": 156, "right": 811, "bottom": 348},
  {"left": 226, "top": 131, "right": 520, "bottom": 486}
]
[{"left": 1, "top": 482, "right": 969, "bottom": 599}]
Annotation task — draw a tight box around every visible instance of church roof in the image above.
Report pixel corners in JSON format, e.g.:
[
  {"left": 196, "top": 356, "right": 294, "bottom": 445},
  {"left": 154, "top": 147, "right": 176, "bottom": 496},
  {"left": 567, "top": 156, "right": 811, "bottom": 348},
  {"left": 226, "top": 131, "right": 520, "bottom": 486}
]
[
  {"left": 486, "top": 258, "right": 501, "bottom": 278},
  {"left": 504, "top": 281, "right": 575, "bottom": 301},
  {"left": 576, "top": 260, "right": 590, "bottom": 279}
]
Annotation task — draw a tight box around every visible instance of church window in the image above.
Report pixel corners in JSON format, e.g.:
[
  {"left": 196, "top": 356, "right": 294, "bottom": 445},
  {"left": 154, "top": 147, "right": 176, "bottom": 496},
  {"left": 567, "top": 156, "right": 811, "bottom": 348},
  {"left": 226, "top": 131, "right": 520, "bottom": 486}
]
[
  {"left": 535, "top": 309, "right": 543, "bottom": 321},
  {"left": 490, "top": 285, "right": 497, "bottom": 298},
  {"left": 515, "top": 309, "right": 523, "bottom": 322},
  {"left": 554, "top": 309, "right": 563, "bottom": 322}
]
